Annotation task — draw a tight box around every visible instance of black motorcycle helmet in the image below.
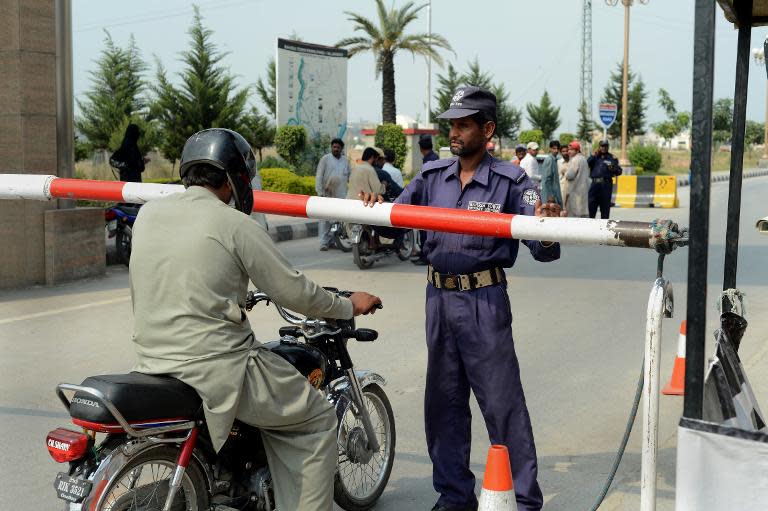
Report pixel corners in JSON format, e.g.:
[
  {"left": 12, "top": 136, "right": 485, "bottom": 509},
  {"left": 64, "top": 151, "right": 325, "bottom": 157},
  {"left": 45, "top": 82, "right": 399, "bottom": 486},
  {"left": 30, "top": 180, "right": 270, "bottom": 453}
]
[{"left": 179, "top": 128, "right": 257, "bottom": 214}]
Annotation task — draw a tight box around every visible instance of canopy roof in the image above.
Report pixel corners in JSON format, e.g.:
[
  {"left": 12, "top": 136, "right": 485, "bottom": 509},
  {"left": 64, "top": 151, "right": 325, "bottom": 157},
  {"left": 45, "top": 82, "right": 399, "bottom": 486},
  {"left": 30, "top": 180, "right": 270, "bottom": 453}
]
[{"left": 718, "top": 0, "right": 768, "bottom": 26}]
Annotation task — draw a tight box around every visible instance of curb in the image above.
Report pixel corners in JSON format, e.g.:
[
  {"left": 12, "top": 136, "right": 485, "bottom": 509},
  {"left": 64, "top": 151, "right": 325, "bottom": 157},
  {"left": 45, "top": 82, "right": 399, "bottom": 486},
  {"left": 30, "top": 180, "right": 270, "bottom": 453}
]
[
  {"left": 676, "top": 168, "right": 768, "bottom": 187},
  {"left": 268, "top": 221, "right": 319, "bottom": 243}
]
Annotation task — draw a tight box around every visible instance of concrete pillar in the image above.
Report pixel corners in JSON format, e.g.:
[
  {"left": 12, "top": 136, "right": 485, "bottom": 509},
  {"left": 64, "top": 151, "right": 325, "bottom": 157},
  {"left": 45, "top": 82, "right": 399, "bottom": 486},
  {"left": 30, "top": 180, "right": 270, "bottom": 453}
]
[
  {"left": 0, "top": 0, "right": 59, "bottom": 287},
  {"left": 0, "top": 0, "right": 104, "bottom": 287}
]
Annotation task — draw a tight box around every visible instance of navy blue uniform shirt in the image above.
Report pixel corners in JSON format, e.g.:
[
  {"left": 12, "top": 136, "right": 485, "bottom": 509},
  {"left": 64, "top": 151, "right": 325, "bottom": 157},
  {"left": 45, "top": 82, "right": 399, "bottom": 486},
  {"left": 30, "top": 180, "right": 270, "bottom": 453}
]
[
  {"left": 587, "top": 152, "right": 622, "bottom": 179},
  {"left": 396, "top": 153, "right": 560, "bottom": 274}
]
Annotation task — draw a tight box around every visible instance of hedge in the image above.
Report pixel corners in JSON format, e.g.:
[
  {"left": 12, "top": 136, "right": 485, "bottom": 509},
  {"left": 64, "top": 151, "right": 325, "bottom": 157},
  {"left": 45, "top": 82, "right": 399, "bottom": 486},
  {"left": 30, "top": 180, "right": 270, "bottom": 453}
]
[
  {"left": 628, "top": 145, "right": 662, "bottom": 173},
  {"left": 374, "top": 124, "right": 407, "bottom": 169},
  {"left": 260, "top": 168, "right": 316, "bottom": 196}
]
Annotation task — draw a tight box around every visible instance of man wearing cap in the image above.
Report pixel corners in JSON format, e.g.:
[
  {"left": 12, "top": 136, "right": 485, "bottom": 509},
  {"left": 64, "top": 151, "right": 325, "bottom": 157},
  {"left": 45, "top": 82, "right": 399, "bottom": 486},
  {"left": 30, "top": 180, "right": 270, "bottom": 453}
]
[
  {"left": 587, "top": 140, "right": 622, "bottom": 218},
  {"left": 360, "top": 86, "right": 562, "bottom": 511},
  {"left": 520, "top": 141, "right": 541, "bottom": 183},
  {"left": 565, "top": 140, "right": 590, "bottom": 217},
  {"left": 539, "top": 140, "right": 563, "bottom": 206}
]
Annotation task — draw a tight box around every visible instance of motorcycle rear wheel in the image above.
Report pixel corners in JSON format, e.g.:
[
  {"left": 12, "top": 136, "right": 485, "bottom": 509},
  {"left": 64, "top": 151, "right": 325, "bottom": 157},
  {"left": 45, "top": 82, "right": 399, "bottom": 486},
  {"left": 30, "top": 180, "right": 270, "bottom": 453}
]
[
  {"left": 94, "top": 446, "right": 208, "bottom": 511},
  {"left": 334, "top": 383, "right": 396, "bottom": 511},
  {"left": 396, "top": 230, "right": 415, "bottom": 261}
]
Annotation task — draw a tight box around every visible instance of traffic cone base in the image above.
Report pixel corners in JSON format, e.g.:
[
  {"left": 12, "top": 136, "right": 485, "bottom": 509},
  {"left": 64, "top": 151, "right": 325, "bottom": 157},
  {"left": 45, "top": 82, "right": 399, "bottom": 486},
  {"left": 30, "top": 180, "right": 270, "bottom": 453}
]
[
  {"left": 662, "top": 356, "right": 685, "bottom": 395},
  {"left": 478, "top": 445, "right": 517, "bottom": 511}
]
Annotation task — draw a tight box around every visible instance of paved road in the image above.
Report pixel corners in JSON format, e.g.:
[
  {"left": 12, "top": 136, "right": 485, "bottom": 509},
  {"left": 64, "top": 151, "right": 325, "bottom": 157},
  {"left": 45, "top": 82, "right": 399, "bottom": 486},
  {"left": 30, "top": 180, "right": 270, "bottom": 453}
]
[{"left": 2, "top": 178, "right": 768, "bottom": 510}]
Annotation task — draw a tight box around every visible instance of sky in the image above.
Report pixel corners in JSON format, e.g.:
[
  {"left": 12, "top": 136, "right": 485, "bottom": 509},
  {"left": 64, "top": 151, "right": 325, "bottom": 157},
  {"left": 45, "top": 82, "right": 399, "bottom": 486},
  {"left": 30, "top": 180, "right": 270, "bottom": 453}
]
[{"left": 71, "top": 0, "right": 768, "bottom": 134}]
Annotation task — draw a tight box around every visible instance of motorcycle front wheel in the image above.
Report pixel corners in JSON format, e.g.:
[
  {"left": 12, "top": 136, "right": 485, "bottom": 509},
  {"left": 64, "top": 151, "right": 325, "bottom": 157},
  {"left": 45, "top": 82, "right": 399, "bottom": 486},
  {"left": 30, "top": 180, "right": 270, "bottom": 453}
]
[
  {"left": 333, "top": 223, "right": 353, "bottom": 253},
  {"left": 352, "top": 231, "right": 374, "bottom": 270},
  {"left": 95, "top": 446, "right": 208, "bottom": 511},
  {"left": 115, "top": 226, "right": 132, "bottom": 267},
  {"left": 396, "top": 229, "right": 415, "bottom": 261},
  {"left": 334, "top": 383, "right": 396, "bottom": 511}
]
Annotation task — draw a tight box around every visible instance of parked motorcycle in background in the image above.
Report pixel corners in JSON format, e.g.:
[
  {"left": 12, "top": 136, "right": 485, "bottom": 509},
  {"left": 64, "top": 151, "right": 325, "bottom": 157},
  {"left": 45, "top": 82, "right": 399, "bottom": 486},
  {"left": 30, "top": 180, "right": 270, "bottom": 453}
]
[
  {"left": 350, "top": 224, "right": 415, "bottom": 270},
  {"left": 329, "top": 220, "right": 354, "bottom": 252},
  {"left": 45, "top": 288, "right": 395, "bottom": 511},
  {"left": 105, "top": 203, "right": 140, "bottom": 266}
]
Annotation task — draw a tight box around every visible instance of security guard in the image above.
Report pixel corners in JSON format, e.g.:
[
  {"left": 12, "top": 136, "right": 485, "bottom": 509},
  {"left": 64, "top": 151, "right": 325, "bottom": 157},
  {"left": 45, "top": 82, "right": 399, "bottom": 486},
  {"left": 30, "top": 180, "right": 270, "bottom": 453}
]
[
  {"left": 362, "top": 87, "right": 561, "bottom": 511},
  {"left": 587, "top": 140, "right": 622, "bottom": 218},
  {"left": 130, "top": 129, "right": 382, "bottom": 511}
]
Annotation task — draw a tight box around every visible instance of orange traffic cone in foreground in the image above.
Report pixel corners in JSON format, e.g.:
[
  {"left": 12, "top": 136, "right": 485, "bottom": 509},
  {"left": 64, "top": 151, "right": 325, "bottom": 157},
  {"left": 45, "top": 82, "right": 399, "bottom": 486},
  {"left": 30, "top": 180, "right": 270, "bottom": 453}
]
[
  {"left": 662, "top": 320, "right": 687, "bottom": 395},
  {"left": 478, "top": 445, "right": 517, "bottom": 511}
]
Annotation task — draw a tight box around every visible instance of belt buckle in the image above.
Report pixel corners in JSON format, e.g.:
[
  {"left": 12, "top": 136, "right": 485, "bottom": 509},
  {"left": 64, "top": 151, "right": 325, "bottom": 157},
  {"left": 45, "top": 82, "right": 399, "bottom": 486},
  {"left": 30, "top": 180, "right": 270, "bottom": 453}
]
[{"left": 443, "top": 276, "right": 457, "bottom": 290}]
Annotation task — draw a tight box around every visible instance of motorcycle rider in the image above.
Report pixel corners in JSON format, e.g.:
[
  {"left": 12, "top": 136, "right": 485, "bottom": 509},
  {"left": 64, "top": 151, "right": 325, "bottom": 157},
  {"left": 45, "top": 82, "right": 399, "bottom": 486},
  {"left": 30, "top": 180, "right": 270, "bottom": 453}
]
[{"left": 129, "top": 128, "right": 382, "bottom": 511}]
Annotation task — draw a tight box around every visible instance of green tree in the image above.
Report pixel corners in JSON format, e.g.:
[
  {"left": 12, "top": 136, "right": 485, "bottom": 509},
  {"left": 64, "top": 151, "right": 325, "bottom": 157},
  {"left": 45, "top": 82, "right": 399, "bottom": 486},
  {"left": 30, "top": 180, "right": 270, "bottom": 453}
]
[
  {"left": 107, "top": 116, "right": 161, "bottom": 155},
  {"left": 652, "top": 88, "right": 690, "bottom": 148},
  {"left": 431, "top": 63, "right": 462, "bottom": 146},
  {"left": 599, "top": 62, "right": 648, "bottom": 139},
  {"left": 274, "top": 125, "right": 306, "bottom": 168},
  {"left": 375, "top": 124, "right": 407, "bottom": 169},
  {"left": 462, "top": 58, "right": 493, "bottom": 89},
  {"left": 241, "top": 107, "right": 275, "bottom": 162},
  {"left": 745, "top": 120, "right": 765, "bottom": 146},
  {"left": 526, "top": 90, "right": 561, "bottom": 142},
  {"left": 256, "top": 59, "right": 276, "bottom": 119},
  {"left": 152, "top": 6, "right": 250, "bottom": 162},
  {"left": 76, "top": 32, "right": 148, "bottom": 149},
  {"left": 519, "top": 129, "right": 544, "bottom": 146},
  {"left": 712, "top": 98, "right": 733, "bottom": 144},
  {"left": 576, "top": 101, "right": 593, "bottom": 142},
  {"left": 559, "top": 132, "right": 576, "bottom": 146},
  {"left": 492, "top": 83, "right": 521, "bottom": 152},
  {"left": 337, "top": 0, "right": 452, "bottom": 123}
]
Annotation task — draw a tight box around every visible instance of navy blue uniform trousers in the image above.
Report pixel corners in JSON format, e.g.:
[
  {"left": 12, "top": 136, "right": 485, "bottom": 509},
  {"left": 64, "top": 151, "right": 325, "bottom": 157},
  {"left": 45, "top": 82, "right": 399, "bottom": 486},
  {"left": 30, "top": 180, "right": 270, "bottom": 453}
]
[
  {"left": 588, "top": 182, "right": 613, "bottom": 219},
  {"left": 425, "top": 283, "right": 543, "bottom": 511}
]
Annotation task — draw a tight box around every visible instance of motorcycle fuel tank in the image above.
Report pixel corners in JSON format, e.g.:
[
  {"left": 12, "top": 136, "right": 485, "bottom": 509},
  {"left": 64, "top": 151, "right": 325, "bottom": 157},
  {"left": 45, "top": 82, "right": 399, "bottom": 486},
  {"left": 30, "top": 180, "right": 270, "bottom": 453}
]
[{"left": 263, "top": 338, "right": 330, "bottom": 389}]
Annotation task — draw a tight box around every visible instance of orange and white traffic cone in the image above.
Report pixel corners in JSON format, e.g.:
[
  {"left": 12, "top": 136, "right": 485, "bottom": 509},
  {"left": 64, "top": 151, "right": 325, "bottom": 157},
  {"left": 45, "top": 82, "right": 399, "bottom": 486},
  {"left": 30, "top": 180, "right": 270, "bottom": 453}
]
[
  {"left": 478, "top": 445, "right": 517, "bottom": 511},
  {"left": 662, "top": 320, "right": 687, "bottom": 395}
]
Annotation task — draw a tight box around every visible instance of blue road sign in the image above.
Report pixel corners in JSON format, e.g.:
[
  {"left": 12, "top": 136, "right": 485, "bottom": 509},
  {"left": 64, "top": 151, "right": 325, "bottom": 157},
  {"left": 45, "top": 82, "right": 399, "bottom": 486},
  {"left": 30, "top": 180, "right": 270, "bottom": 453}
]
[{"left": 599, "top": 103, "right": 618, "bottom": 128}]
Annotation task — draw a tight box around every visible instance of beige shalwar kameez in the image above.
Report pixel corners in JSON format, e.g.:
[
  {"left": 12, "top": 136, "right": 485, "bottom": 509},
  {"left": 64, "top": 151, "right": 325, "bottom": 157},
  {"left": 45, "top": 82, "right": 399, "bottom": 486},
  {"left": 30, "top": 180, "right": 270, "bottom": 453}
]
[{"left": 129, "top": 185, "right": 353, "bottom": 511}]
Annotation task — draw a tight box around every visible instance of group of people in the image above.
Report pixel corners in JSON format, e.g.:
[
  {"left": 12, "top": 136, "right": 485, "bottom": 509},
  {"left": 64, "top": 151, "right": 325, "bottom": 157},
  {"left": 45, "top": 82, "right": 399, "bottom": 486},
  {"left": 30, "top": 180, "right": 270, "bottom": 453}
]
[
  {"left": 510, "top": 138, "right": 622, "bottom": 219},
  {"left": 315, "top": 138, "right": 406, "bottom": 251}
]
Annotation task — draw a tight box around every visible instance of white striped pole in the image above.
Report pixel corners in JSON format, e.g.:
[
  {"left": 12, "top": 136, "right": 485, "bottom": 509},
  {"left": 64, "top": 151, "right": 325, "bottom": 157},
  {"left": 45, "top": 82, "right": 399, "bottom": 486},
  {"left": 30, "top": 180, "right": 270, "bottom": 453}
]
[{"left": 0, "top": 174, "right": 684, "bottom": 252}]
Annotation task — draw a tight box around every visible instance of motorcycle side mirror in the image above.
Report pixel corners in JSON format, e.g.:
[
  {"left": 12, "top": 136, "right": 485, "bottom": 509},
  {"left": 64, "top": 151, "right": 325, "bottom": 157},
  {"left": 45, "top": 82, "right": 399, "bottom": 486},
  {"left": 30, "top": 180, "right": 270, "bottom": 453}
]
[{"left": 354, "top": 328, "right": 378, "bottom": 342}]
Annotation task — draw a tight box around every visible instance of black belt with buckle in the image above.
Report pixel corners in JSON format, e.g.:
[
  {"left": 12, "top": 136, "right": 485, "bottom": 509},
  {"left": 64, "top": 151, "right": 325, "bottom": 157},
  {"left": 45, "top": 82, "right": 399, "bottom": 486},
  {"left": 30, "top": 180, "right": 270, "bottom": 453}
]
[{"left": 428, "top": 266, "right": 505, "bottom": 291}]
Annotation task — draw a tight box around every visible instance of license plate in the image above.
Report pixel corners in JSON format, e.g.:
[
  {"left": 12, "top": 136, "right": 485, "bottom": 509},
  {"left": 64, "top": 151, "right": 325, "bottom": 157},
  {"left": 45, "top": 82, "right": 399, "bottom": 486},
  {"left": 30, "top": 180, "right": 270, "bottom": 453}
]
[
  {"left": 54, "top": 472, "right": 92, "bottom": 503},
  {"left": 108, "top": 219, "right": 117, "bottom": 231}
]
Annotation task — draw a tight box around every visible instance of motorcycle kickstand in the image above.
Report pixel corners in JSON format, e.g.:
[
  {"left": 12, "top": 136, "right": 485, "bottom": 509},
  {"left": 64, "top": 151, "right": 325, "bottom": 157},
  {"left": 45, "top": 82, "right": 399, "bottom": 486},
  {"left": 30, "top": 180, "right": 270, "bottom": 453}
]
[{"left": 345, "top": 368, "right": 381, "bottom": 452}]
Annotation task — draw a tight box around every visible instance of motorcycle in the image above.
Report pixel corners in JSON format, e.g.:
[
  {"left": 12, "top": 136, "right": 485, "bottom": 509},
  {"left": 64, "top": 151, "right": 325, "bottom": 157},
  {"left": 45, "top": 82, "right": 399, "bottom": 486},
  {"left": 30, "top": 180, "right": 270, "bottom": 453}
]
[
  {"left": 329, "top": 220, "right": 353, "bottom": 253},
  {"left": 45, "top": 288, "right": 395, "bottom": 511},
  {"left": 349, "top": 224, "right": 414, "bottom": 270},
  {"left": 105, "top": 203, "right": 140, "bottom": 266}
]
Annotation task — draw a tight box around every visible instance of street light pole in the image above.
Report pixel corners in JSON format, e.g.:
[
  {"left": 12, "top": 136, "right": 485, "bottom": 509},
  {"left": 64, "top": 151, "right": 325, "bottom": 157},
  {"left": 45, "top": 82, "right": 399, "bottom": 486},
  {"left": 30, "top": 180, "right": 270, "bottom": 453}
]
[
  {"left": 753, "top": 45, "right": 768, "bottom": 164},
  {"left": 607, "top": 0, "right": 648, "bottom": 167},
  {"left": 425, "top": 0, "right": 432, "bottom": 126}
]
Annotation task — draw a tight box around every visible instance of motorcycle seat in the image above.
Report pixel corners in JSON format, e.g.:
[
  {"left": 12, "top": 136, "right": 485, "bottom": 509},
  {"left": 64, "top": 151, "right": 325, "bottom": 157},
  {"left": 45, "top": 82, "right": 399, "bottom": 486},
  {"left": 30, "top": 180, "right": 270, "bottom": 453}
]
[
  {"left": 115, "top": 204, "right": 141, "bottom": 217},
  {"left": 69, "top": 372, "right": 202, "bottom": 427}
]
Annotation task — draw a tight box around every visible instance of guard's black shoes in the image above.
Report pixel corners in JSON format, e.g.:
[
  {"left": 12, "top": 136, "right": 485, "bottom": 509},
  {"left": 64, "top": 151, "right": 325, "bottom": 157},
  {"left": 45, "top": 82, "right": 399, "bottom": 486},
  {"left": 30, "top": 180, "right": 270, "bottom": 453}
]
[{"left": 430, "top": 504, "right": 477, "bottom": 511}]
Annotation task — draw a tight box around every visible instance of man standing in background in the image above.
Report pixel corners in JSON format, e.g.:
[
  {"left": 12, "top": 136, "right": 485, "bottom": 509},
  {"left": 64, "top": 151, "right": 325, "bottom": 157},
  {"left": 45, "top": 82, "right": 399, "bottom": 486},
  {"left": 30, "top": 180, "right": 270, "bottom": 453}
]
[
  {"left": 520, "top": 141, "right": 540, "bottom": 183},
  {"left": 539, "top": 140, "right": 562, "bottom": 206},
  {"left": 587, "top": 140, "right": 622, "bottom": 219},
  {"left": 565, "top": 141, "right": 590, "bottom": 217},
  {"left": 315, "top": 138, "right": 351, "bottom": 251}
]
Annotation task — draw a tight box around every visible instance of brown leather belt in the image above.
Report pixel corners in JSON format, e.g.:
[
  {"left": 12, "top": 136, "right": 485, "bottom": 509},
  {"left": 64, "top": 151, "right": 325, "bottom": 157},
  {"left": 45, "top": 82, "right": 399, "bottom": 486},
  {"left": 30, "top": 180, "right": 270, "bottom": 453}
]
[{"left": 428, "top": 265, "right": 505, "bottom": 291}]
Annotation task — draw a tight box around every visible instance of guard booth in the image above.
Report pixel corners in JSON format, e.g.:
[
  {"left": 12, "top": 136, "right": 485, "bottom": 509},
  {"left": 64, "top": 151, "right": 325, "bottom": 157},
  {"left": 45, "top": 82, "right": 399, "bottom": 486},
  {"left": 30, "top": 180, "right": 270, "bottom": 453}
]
[{"left": 676, "top": 1, "right": 768, "bottom": 509}]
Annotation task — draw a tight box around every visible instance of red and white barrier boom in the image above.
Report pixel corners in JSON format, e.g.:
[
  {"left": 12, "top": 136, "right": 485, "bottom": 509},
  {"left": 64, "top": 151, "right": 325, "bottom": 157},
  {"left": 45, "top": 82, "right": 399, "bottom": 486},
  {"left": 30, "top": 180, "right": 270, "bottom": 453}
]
[{"left": 0, "top": 174, "right": 686, "bottom": 252}]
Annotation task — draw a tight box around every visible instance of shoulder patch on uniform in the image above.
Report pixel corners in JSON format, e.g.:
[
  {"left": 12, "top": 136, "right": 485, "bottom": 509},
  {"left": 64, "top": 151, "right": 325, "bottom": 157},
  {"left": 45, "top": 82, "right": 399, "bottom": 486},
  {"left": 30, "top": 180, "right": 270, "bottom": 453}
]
[
  {"left": 421, "top": 157, "right": 456, "bottom": 174},
  {"left": 522, "top": 188, "right": 540, "bottom": 206},
  {"left": 490, "top": 160, "right": 527, "bottom": 184}
]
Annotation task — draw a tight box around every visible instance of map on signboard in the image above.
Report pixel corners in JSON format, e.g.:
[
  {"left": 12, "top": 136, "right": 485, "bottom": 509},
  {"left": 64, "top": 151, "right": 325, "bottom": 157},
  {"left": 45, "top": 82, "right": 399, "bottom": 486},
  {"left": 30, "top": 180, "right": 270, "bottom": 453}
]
[{"left": 276, "top": 38, "right": 348, "bottom": 140}]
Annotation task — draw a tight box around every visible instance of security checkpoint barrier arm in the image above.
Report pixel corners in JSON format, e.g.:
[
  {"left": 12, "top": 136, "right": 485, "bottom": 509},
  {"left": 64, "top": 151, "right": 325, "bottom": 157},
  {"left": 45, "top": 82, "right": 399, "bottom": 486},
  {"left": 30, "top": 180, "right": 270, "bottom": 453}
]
[{"left": 0, "top": 175, "right": 687, "bottom": 253}]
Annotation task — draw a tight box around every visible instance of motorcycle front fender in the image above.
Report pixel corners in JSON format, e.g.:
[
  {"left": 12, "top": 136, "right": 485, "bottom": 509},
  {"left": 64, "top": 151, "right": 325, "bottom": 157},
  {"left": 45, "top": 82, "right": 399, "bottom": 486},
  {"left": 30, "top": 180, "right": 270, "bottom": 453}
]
[{"left": 327, "top": 370, "right": 386, "bottom": 408}]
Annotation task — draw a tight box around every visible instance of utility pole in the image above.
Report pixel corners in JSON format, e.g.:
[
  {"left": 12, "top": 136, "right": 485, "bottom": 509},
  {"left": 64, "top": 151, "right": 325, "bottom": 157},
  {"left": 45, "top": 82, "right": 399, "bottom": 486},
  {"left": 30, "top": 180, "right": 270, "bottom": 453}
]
[
  {"left": 425, "top": 0, "right": 432, "bottom": 126},
  {"left": 580, "top": 0, "right": 593, "bottom": 141},
  {"left": 606, "top": 0, "right": 649, "bottom": 166}
]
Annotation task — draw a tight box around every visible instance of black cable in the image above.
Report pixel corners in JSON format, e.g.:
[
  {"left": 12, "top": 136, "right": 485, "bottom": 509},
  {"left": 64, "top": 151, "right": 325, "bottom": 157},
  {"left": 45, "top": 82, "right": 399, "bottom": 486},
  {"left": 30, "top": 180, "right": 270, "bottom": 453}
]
[{"left": 589, "top": 358, "right": 645, "bottom": 511}]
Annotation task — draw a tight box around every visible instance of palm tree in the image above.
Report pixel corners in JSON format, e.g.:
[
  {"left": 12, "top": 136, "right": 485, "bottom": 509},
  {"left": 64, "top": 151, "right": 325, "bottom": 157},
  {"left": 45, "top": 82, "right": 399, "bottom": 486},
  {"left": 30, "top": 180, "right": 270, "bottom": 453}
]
[{"left": 337, "top": 0, "right": 452, "bottom": 124}]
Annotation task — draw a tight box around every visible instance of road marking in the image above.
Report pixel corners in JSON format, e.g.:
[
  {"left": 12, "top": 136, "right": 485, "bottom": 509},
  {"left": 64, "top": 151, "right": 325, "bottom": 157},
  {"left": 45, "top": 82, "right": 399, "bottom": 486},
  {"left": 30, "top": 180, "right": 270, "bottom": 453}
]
[{"left": 0, "top": 296, "right": 130, "bottom": 325}]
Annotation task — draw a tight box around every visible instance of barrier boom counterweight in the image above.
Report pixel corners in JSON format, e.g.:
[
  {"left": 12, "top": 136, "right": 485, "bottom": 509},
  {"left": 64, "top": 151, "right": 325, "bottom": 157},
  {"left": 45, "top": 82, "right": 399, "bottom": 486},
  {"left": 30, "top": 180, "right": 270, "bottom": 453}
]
[{"left": 0, "top": 175, "right": 686, "bottom": 253}]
